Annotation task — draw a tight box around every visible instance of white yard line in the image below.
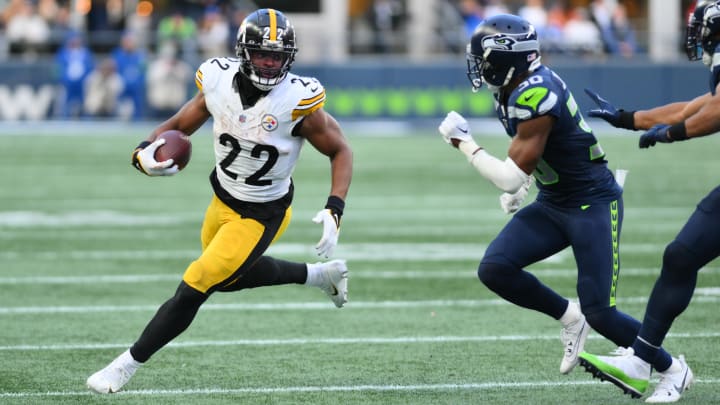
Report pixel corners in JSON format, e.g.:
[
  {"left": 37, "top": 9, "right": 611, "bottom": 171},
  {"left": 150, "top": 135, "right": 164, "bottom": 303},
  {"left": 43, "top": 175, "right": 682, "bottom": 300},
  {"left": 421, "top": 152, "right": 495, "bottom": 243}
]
[
  {"left": 0, "top": 241, "right": 689, "bottom": 262},
  {"left": 2, "top": 332, "right": 720, "bottom": 352},
  {"left": 0, "top": 267, "right": 675, "bottom": 284},
  {"left": 1, "top": 267, "right": 718, "bottom": 284},
  {"left": 3, "top": 296, "right": 720, "bottom": 315},
  {"left": 2, "top": 379, "right": 720, "bottom": 398}
]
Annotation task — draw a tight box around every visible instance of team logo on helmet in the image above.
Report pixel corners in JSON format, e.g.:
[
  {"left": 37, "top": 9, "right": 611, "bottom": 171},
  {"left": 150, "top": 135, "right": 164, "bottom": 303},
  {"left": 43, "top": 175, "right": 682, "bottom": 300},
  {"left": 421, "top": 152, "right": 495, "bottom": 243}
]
[
  {"left": 261, "top": 114, "right": 279, "bottom": 131},
  {"left": 483, "top": 35, "right": 517, "bottom": 51}
]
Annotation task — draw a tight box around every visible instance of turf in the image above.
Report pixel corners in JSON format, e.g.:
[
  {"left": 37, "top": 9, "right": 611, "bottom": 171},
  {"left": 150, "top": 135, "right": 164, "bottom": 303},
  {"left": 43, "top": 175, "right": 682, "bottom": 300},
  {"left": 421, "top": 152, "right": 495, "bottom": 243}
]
[{"left": 1, "top": 126, "right": 719, "bottom": 404}]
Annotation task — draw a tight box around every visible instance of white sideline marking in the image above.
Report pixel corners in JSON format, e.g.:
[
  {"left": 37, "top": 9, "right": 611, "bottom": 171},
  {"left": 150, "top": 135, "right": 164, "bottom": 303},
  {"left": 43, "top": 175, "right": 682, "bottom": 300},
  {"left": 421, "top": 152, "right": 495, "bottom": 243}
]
[
  {"left": 3, "top": 296, "right": 720, "bottom": 315},
  {"left": 2, "top": 379, "right": 719, "bottom": 398},
  {"left": 2, "top": 332, "right": 719, "bottom": 352}
]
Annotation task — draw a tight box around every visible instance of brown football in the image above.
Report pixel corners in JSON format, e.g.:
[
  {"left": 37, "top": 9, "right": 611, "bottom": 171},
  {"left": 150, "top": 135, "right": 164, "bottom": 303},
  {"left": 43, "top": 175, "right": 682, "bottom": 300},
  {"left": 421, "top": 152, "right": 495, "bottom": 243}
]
[{"left": 154, "top": 130, "right": 192, "bottom": 171}]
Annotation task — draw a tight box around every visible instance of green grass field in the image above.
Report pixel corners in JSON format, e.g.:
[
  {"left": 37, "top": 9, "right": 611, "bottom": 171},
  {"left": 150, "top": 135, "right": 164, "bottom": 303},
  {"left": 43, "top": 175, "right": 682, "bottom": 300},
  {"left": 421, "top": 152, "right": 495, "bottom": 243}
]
[{"left": 1, "top": 125, "right": 719, "bottom": 404}]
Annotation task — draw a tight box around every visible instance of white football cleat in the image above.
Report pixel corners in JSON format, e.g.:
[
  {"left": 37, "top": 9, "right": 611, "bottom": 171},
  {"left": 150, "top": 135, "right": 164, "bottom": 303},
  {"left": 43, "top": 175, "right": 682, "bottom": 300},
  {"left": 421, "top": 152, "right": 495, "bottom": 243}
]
[
  {"left": 559, "top": 312, "right": 589, "bottom": 374},
  {"left": 645, "top": 355, "right": 694, "bottom": 403},
  {"left": 86, "top": 349, "right": 140, "bottom": 394},
  {"left": 315, "top": 260, "right": 348, "bottom": 308}
]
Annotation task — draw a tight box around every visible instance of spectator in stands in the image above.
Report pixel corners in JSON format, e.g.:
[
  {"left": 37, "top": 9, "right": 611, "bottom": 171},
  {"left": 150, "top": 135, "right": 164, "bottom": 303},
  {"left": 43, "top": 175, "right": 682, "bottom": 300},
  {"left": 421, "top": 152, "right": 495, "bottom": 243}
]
[
  {"left": 519, "top": 0, "right": 548, "bottom": 33},
  {"left": 120, "top": 2, "right": 151, "bottom": 52},
  {"left": 197, "top": 5, "right": 230, "bottom": 60},
  {"left": 55, "top": 31, "right": 94, "bottom": 118},
  {"left": 112, "top": 31, "right": 146, "bottom": 120},
  {"left": 157, "top": 9, "right": 198, "bottom": 62},
  {"left": 539, "top": 1, "right": 567, "bottom": 53},
  {"left": 482, "top": 0, "right": 510, "bottom": 18},
  {"left": 146, "top": 42, "right": 192, "bottom": 117},
  {"left": 590, "top": 0, "right": 638, "bottom": 58},
  {"left": 44, "top": 1, "right": 74, "bottom": 53},
  {"left": 608, "top": 3, "right": 638, "bottom": 58},
  {"left": 458, "top": 0, "right": 483, "bottom": 39},
  {"left": 563, "top": 6, "right": 604, "bottom": 56},
  {"left": 84, "top": 57, "right": 123, "bottom": 117},
  {"left": 367, "top": 0, "right": 406, "bottom": 53},
  {"left": 6, "top": 0, "right": 50, "bottom": 60}
]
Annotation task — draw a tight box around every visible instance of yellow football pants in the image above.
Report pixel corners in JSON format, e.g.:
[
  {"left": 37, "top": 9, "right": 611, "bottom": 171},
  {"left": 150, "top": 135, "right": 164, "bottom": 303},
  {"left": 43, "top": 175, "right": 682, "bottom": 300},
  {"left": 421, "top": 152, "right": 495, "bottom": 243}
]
[{"left": 182, "top": 195, "right": 292, "bottom": 294}]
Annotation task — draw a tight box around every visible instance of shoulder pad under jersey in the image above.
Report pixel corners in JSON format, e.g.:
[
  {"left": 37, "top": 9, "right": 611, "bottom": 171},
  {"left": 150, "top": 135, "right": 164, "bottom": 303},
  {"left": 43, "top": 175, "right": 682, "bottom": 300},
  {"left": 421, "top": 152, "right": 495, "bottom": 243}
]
[
  {"left": 195, "top": 57, "right": 239, "bottom": 94},
  {"left": 508, "top": 72, "right": 560, "bottom": 121},
  {"left": 284, "top": 74, "right": 326, "bottom": 121}
]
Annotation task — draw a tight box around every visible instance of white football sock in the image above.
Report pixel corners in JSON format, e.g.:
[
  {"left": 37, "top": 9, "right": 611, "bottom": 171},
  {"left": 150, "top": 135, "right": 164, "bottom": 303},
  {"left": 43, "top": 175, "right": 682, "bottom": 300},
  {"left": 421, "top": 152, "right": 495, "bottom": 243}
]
[
  {"left": 119, "top": 349, "right": 142, "bottom": 372},
  {"left": 304, "top": 263, "right": 322, "bottom": 287}
]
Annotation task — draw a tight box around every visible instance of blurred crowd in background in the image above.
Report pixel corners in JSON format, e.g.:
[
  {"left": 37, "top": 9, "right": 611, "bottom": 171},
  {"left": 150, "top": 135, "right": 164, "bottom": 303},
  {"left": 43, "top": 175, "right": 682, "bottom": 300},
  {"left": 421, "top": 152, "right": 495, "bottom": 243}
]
[
  {"left": 354, "top": 0, "right": 642, "bottom": 57},
  {"left": 0, "top": 0, "right": 695, "bottom": 120}
]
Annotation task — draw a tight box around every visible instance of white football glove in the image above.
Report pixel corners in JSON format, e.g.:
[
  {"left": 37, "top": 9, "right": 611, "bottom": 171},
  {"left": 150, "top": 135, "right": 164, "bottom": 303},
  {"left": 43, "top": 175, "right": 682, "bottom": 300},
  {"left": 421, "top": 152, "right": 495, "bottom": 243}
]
[
  {"left": 132, "top": 138, "right": 179, "bottom": 176},
  {"left": 499, "top": 176, "right": 533, "bottom": 214},
  {"left": 312, "top": 209, "right": 340, "bottom": 258},
  {"left": 438, "top": 111, "right": 474, "bottom": 147}
]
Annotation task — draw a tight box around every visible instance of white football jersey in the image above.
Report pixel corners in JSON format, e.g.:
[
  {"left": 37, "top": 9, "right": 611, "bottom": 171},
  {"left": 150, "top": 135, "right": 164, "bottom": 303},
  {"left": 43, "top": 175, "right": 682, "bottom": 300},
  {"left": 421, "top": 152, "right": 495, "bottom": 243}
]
[{"left": 195, "top": 57, "right": 326, "bottom": 203}]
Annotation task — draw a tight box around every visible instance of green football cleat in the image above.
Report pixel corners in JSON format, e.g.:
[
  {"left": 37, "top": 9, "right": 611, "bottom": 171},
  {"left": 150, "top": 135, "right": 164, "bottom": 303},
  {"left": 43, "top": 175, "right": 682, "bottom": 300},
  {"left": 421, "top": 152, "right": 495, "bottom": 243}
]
[{"left": 579, "top": 348, "right": 650, "bottom": 399}]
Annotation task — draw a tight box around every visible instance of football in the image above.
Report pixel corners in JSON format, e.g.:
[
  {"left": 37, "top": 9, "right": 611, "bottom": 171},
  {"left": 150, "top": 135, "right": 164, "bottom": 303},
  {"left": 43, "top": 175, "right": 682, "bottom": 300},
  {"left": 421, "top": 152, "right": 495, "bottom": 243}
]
[{"left": 154, "top": 130, "right": 192, "bottom": 171}]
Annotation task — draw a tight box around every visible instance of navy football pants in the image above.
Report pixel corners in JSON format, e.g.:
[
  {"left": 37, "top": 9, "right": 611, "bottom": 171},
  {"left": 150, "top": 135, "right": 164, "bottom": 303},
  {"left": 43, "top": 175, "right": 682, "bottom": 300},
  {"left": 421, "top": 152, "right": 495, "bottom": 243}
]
[
  {"left": 636, "top": 185, "right": 720, "bottom": 355},
  {"left": 478, "top": 198, "right": 643, "bottom": 348}
]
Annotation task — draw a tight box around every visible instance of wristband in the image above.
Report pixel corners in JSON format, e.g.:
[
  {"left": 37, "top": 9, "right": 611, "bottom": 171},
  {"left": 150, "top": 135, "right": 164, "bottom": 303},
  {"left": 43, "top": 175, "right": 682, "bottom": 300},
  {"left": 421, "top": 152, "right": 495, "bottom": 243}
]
[
  {"left": 667, "top": 122, "right": 689, "bottom": 141},
  {"left": 325, "top": 195, "right": 345, "bottom": 219},
  {"left": 617, "top": 110, "right": 636, "bottom": 130},
  {"left": 135, "top": 140, "right": 151, "bottom": 151}
]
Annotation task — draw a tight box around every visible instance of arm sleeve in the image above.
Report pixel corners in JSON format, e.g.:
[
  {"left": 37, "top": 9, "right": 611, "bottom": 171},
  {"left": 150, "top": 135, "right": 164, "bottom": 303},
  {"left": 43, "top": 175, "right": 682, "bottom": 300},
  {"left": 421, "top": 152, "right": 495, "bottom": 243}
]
[{"left": 459, "top": 141, "right": 530, "bottom": 194}]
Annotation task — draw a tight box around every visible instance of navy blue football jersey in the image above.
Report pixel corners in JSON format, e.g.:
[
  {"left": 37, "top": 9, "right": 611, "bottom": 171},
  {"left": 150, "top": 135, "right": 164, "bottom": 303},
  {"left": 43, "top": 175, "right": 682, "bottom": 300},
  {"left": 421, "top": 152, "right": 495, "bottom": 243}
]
[
  {"left": 709, "top": 43, "right": 720, "bottom": 94},
  {"left": 494, "top": 65, "right": 621, "bottom": 206}
]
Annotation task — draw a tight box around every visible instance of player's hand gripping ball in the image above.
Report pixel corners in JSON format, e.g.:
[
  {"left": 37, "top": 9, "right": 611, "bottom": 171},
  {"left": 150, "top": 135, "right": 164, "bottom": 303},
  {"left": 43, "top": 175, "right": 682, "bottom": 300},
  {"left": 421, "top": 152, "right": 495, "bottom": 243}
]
[{"left": 154, "top": 130, "right": 192, "bottom": 171}]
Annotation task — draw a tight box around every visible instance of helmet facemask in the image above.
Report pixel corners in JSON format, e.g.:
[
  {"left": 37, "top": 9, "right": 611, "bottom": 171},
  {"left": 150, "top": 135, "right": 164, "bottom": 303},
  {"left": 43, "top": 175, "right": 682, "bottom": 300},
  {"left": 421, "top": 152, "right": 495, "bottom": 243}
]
[{"left": 237, "top": 45, "right": 296, "bottom": 91}]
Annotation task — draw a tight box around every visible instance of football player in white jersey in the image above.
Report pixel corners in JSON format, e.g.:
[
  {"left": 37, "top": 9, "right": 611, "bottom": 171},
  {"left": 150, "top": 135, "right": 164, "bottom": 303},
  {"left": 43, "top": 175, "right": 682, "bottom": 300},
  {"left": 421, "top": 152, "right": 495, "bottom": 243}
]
[{"left": 86, "top": 8, "right": 353, "bottom": 394}]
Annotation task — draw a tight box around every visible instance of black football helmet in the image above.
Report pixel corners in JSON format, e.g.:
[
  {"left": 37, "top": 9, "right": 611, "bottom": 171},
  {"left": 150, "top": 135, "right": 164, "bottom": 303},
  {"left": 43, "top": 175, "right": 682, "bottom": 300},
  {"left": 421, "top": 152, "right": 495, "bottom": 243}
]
[
  {"left": 235, "top": 8, "right": 297, "bottom": 91},
  {"left": 686, "top": 0, "right": 720, "bottom": 63},
  {"left": 466, "top": 14, "right": 541, "bottom": 92}
]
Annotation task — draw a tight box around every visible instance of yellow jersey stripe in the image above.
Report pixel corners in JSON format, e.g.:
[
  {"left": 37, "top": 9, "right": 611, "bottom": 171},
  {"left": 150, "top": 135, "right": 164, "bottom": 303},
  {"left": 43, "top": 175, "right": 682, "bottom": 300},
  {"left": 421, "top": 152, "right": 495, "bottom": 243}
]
[
  {"left": 298, "top": 90, "right": 326, "bottom": 106},
  {"left": 269, "top": 9, "right": 277, "bottom": 41},
  {"left": 194, "top": 69, "right": 203, "bottom": 91},
  {"left": 292, "top": 99, "right": 325, "bottom": 121}
]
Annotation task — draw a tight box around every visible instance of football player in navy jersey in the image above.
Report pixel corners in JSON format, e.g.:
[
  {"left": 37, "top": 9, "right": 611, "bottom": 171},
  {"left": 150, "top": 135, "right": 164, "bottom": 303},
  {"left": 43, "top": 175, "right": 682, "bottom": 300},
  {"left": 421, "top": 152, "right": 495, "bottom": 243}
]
[
  {"left": 438, "top": 13, "right": 679, "bottom": 380},
  {"left": 576, "top": 1, "right": 720, "bottom": 402},
  {"left": 86, "top": 9, "right": 353, "bottom": 394}
]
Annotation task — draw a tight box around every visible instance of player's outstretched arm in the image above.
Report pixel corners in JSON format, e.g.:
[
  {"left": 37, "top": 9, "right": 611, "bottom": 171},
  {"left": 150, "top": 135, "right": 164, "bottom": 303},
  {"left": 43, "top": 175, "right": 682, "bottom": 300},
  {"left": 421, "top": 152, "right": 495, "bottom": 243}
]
[
  {"left": 300, "top": 108, "right": 353, "bottom": 258},
  {"left": 633, "top": 93, "right": 710, "bottom": 130},
  {"left": 639, "top": 89, "right": 720, "bottom": 147},
  {"left": 585, "top": 88, "right": 713, "bottom": 131}
]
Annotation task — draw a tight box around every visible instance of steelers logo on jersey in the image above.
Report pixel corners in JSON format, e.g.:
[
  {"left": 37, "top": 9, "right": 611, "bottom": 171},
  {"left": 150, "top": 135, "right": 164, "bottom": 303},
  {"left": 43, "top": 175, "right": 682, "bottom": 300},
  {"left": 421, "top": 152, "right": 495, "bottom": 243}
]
[{"left": 261, "top": 114, "right": 279, "bottom": 131}]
